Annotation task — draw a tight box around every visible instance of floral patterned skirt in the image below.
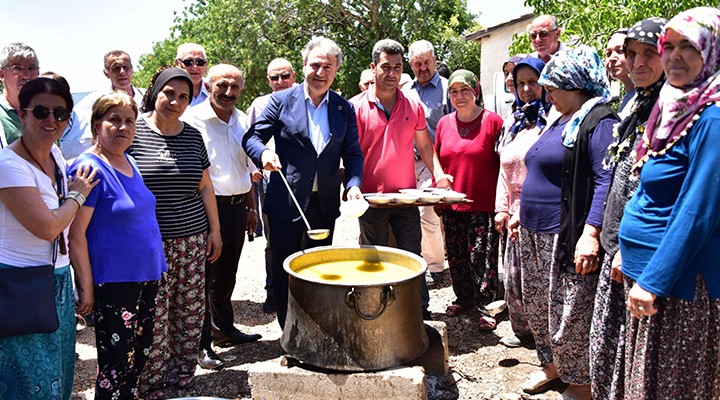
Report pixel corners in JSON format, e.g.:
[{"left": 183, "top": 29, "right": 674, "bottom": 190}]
[
  {"left": 139, "top": 232, "right": 207, "bottom": 393},
  {"left": 442, "top": 210, "right": 499, "bottom": 308},
  {"left": 589, "top": 252, "right": 626, "bottom": 399},
  {"left": 0, "top": 265, "right": 76, "bottom": 400},
  {"left": 624, "top": 276, "right": 720, "bottom": 400}
]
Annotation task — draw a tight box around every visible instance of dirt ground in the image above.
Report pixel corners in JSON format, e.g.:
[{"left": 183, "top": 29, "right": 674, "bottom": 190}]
[{"left": 72, "top": 214, "right": 564, "bottom": 400}]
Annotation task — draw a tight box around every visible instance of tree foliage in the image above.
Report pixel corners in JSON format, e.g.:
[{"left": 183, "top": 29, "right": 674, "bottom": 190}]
[
  {"left": 134, "top": 0, "right": 481, "bottom": 109},
  {"left": 509, "top": 0, "right": 712, "bottom": 55}
]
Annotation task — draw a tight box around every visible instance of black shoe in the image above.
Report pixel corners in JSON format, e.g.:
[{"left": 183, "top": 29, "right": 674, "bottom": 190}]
[
  {"left": 262, "top": 296, "right": 276, "bottom": 314},
  {"left": 197, "top": 348, "right": 224, "bottom": 370},
  {"left": 430, "top": 271, "right": 445, "bottom": 282},
  {"left": 213, "top": 330, "right": 262, "bottom": 347},
  {"left": 423, "top": 309, "right": 432, "bottom": 320}
]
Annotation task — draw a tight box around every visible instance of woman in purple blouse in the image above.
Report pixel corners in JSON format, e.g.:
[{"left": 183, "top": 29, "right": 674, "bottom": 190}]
[{"left": 518, "top": 46, "right": 617, "bottom": 399}]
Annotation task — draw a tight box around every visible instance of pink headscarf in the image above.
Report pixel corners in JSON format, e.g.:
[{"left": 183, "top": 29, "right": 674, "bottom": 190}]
[{"left": 633, "top": 7, "right": 720, "bottom": 171}]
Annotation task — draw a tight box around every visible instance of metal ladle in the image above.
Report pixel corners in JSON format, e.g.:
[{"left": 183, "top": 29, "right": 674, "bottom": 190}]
[{"left": 276, "top": 171, "right": 330, "bottom": 241}]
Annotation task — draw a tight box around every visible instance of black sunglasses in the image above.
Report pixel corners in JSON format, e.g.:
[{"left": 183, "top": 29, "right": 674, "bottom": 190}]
[
  {"left": 180, "top": 58, "right": 207, "bottom": 67},
  {"left": 23, "top": 106, "right": 70, "bottom": 122},
  {"left": 268, "top": 73, "right": 292, "bottom": 82}
]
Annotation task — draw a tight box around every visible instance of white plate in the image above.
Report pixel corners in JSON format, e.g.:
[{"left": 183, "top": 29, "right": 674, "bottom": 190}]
[
  {"left": 389, "top": 193, "right": 420, "bottom": 204},
  {"left": 365, "top": 195, "right": 393, "bottom": 205},
  {"left": 442, "top": 192, "right": 467, "bottom": 203},
  {"left": 418, "top": 194, "right": 442, "bottom": 204}
]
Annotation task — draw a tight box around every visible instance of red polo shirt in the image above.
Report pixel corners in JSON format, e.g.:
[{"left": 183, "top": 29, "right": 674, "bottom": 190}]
[{"left": 351, "top": 88, "right": 426, "bottom": 193}]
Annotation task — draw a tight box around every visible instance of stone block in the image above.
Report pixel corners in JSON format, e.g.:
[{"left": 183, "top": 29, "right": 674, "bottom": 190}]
[
  {"left": 249, "top": 357, "right": 427, "bottom": 400},
  {"left": 407, "top": 321, "right": 449, "bottom": 376}
]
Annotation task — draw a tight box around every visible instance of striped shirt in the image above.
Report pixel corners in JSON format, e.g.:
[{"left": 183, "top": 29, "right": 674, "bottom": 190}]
[{"left": 128, "top": 117, "right": 210, "bottom": 239}]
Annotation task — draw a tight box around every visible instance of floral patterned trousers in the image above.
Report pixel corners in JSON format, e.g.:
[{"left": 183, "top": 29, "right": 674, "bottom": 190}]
[
  {"left": 94, "top": 281, "right": 158, "bottom": 399},
  {"left": 442, "top": 210, "right": 499, "bottom": 308},
  {"left": 139, "top": 232, "right": 207, "bottom": 393}
]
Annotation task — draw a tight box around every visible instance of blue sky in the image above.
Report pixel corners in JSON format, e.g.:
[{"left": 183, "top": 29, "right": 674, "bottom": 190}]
[{"left": 0, "top": 0, "right": 531, "bottom": 92}]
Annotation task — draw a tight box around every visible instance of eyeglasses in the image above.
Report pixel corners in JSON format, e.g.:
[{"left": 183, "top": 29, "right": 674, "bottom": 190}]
[
  {"left": 2, "top": 64, "right": 40, "bottom": 75},
  {"left": 179, "top": 58, "right": 207, "bottom": 67},
  {"left": 108, "top": 64, "right": 132, "bottom": 74},
  {"left": 268, "top": 73, "right": 292, "bottom": 82},
  {"left": 529, "top": 29, "right": 557, "bottom": 40},
  {"left": 23, "top": 106, "right": 70, "bottom": 122}
]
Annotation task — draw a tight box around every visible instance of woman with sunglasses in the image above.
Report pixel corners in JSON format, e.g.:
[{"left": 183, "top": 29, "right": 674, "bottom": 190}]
[
  {"left": 67, "top": 92, "right": 167, "bottom": 399},
  {"left": 0, "top": 78, "right": 97, "bottom": 399},
  {"left": 130, "top": 67, "right": 221, "bottom": 399}
]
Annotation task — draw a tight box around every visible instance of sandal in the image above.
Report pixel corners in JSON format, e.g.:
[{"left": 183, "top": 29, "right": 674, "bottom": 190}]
[
  {"left": 522, "top": 370, "right": 562, "bottom": 394},
  {"left": 446, "top": 303, "right": 473, "bottom": 317},
  {"left": 176, "top": 375, "right": 196, "bottom": 389},
  {"left": 477, "top": 315, "right": 497, "bottom": 331}
]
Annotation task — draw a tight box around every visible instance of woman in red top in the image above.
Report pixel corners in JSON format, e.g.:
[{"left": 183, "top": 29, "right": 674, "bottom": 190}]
[{"left": 435, "top": 69, "right": 504, "bottom": 330}]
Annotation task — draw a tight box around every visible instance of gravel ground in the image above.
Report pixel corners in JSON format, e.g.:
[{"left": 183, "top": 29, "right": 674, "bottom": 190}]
[{"left": 72, "top": 214, "right": 564, "bottom": 400}]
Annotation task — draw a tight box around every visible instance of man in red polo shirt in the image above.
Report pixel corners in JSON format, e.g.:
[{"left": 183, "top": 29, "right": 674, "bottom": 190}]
[{"left": 350, "top": 39, "right": 452, "bottom": 319}]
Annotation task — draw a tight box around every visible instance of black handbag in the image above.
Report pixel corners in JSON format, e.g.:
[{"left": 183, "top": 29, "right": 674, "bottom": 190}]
[
  {"left": 0, "top": 264, "right": 59, "bottom": 337},
  {"left": 0, "top": 151, "right": 66, "bottom": 337}
]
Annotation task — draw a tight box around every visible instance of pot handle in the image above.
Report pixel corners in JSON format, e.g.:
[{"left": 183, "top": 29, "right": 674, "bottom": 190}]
[{"left": 344, "top": 286, "right": 396, "bottom": 320}]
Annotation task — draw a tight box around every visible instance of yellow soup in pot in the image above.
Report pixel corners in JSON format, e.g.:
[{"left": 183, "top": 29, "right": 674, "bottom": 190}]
[{"left": 294, "top": 260, "right": 417, "bottom": 284}]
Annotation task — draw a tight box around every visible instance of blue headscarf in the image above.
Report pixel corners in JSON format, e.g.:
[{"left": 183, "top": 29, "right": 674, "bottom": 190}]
[
  {"left": 539, "top": 45, "right": 612, "bottom": 147},
  {"left": 509, "top": 57, "right": 549, "bottom": 137}
]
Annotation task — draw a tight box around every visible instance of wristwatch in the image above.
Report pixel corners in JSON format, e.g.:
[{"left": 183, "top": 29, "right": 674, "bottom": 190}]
[{"left": 65, "top": 191, "right": 86, "bottom": 206}]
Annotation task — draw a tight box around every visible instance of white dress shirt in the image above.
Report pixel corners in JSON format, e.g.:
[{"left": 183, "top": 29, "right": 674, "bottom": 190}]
[
  {"left": 182, "top": 99, "right": 257, "bottom": 196},
  {"left": 61, "top": 84, "right": 145, "bottom": 160}
]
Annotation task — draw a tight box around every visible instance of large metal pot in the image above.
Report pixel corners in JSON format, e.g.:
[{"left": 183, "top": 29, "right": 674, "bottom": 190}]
[{"left": 281, "top": 245, "right": 429, "bottom": 371}]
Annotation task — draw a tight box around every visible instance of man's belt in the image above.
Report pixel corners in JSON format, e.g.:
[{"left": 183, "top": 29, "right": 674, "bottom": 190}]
[{"left": 216, "top": 193, "right": 246, "bottom": 205}]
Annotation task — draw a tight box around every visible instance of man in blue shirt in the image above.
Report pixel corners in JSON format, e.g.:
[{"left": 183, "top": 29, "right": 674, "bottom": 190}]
[{"left": 407, "top": 40, "right": 453, "bottom": 284}]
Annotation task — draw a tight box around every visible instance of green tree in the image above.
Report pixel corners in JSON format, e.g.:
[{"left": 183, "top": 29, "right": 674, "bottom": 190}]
[
  {"left": 134, "top": 0, "right": 480, "bottom": 109},
  {"left": 509, "top": 0, "right": 712, "bottom": 55}
]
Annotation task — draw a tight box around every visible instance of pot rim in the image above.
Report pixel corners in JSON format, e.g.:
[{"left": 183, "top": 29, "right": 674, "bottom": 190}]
[{"left": 283, "top": 244, "right": 428, "bottom": 286}]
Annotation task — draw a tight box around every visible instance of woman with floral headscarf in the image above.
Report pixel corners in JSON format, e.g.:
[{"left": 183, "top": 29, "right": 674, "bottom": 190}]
[
  {"left": 518, "top": 46, "right": 618, "bottom": 399},
  {"left": 589, "top": 17, "right": 667, "bottom": 400},
  {"left": 494, "top": 57, "right": 550, "bottom": 349},
  {"left": 618, "top": 7, "right": 720, "bottom": 399},
  {"left": 434, "top": 69, "right": 504, "bottom": 331}
]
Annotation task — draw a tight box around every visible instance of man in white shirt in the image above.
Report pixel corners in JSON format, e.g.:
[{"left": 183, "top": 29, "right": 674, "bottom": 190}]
[
  {"left": 175, "top": 43, "right": 210, "bottom": 107},
  {"left": 184, "top": 63, "right": 261, "bottom": 369},
  {"left": 246, "top": 57, "right": 297, "bottom": 314},
  {"left": 528, "top": 15, "right": 567, "bottom": 63},
  {"left": 61, "top": 50, "right": 145, "bottom": 159}
]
